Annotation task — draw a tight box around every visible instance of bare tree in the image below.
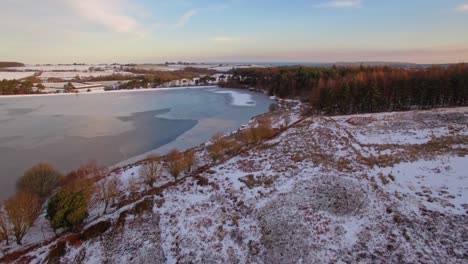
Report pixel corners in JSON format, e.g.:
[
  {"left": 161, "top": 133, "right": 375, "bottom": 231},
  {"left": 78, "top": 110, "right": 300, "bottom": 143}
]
[
  {"left": 139, "top": 155, "right": 161, "bottom": 188},
  {"left": 4, "top": 192, "right": 41, "bottom": 245},
  {"left": 97, "top": 177, "right": 121, "bottom": 214},
  {"left": 0, "top": 207, "right": 10, "bottom": 246}
]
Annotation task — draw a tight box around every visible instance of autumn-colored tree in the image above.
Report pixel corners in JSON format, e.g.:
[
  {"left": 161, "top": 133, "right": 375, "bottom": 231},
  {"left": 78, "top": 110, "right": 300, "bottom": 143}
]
[
  {"left": 167, "top": 149, "right": 184, "bottom": 180},
  {"left": 139, "top": 155, "right": 161, "bottom": 188},
  {"left": 97, "top": 177, "right": 122, "bottom": 214},
  {"left": 4, "top": 192, "right": 41, "bottom": 245},
  {"left": 62, "top": 161, "right": 105, "bottom": 201},
  {"left": 46, "top": 190, "right": 88, "bottom": 232},
  {"left": 221, "top": 64, "right": 468, "bottom": 115},
  {"left": 0, "top": 208, "right": 10, "bottom": 245},
  {"left": 16, "top": 163, "right": 63, "bottom": 200}
]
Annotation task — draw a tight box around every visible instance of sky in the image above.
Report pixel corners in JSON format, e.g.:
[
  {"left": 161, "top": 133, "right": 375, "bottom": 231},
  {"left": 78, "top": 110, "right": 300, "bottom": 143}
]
[{"left": 0, "top": 0, "right": 468, "bottom": 64}]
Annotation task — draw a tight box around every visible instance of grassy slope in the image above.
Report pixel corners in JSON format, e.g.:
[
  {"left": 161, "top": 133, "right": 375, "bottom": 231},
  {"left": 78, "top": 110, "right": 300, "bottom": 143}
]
[{"left": 2, "top": 105, "right": 467, "bottom": 263}]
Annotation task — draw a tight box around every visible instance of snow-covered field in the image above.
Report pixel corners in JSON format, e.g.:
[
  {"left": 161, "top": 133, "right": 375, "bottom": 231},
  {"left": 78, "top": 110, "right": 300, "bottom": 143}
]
[
  {"left": 39, "top": 71, "right": 125, "bottom": 80},
  {"left": 6, "top": 64, "right": 110, "bottom": 71},
  {"left": 2, "top": 106, "right": 467, "bottom": 263},
  {"left": 0, "top": 71, "right": 36, "bottom": 80}
]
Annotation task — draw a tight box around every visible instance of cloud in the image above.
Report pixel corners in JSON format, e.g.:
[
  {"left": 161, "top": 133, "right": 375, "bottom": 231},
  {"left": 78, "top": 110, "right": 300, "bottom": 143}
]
[
  {"left": 316, "top": 0, "right": 363, "bottom": 8},
  {"left": 211, "top": 37, "right": 240, "bottom": 43},
  {"left": 174, "top": 10, "right": 198, "bottom": 28},
  {"left": 64, "top": 0, "right": 140, "bottom": 33},
  {"left": 456, "top": 4, "right": 468, "bottom": 12}
]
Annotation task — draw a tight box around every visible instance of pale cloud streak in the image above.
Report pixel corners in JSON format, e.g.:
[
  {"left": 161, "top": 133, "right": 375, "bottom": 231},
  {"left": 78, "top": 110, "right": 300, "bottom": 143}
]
[
  {"left": 174, "top": 10, "right": 198, "bottom": 28},
  {"left": 211, "top": 37, "right": 241, "bottom": 43},
  {"left": 316, "top": 0, "right": 363, "bottom": 8},
  {"left": 64, "top": 0, "right": 140, "bottom": 33},
  {"left": 456, "top": 4, "right": 468, "bottom": 12}
]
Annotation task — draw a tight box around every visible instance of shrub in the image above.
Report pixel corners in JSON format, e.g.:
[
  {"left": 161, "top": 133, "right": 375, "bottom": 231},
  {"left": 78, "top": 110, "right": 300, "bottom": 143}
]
[
  {"left": 167, "top": 149, "right": 184, "bottom": 180},
  {"left": 4, "top": 192, "right": 41, "bottom": 245},
  {"left": 239, "top": 128, "right": 256, "bottom": 145},
  {"left": 379, "top": 173, "right": 390, "bottom": 185},
  {"left": 139, "top": 155, "right": 161, "bottom": 188},
  {"left": 128, "top": 176, "right": 139, "bottom": 199},
  {"left": 208, "top": 140, "right": 225, "bottom": 162},
  {"left": 254, "top": 118, "right": 276, "bottom": 140},
  {"left": 16, "top": 163, "right": 63, "bottom": 200},
  {"left": 183, "top": 149, "right": 197, "bottom": 173},
  {"left": 208, "top": 134, "right": 240, "bottom": 162},
  {"left": 47, "top": 190, "right": 89, "bottom": 232}
]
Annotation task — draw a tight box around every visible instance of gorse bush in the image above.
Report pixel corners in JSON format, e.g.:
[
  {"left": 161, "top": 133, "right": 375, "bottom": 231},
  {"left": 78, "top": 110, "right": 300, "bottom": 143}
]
[{"left": 47, "top": 190, "right": 89, "bottom": 232}]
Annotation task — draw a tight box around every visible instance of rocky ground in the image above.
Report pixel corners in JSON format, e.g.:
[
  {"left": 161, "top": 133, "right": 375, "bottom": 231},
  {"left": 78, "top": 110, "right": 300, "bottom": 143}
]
[{"left": 1, "top": 105, "right": 467, "bottom": 264}]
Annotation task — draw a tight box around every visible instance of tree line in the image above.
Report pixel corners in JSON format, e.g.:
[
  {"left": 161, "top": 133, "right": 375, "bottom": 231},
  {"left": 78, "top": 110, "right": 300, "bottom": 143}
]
[
  {"left": 220, "top": 64, "right": 468, "bottom": 115},
  {"left": 0, "top": 80, "right": 44, "bottom": 95},
  {"left": 0, "top": 62, "right": 24, "bottom": 68},
  {"left": 0, "top": 147, "right": 198, "bottom": 247}
]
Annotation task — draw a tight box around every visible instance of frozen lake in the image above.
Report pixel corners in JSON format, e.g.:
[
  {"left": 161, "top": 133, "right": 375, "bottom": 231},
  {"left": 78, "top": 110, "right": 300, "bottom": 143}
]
[{"left": 0, "top": 87, "right": 272, "bottom": 199}]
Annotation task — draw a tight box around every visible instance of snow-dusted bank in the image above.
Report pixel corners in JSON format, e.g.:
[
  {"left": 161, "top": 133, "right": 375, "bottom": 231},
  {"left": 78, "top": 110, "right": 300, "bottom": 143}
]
[
  {"left": 0, "top": 85, "right": 218, "bottom": 98},
  {"left": 1, "top": 106, "right": 467, "bottom": 263},
  {"left": 0, "top": 71, "right": 36, "bottom": 80}
]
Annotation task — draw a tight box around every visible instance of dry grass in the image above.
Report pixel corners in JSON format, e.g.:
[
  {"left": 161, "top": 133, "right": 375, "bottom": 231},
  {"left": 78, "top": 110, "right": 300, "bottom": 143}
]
[{"left": 239, "top": 174, "right": 279, "bottom": 189}]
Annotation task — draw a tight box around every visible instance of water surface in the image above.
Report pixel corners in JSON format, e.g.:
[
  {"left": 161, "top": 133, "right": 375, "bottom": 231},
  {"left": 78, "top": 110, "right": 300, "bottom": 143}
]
[{"left": 0, "top": 87, "right": 272, "bottom": 198}]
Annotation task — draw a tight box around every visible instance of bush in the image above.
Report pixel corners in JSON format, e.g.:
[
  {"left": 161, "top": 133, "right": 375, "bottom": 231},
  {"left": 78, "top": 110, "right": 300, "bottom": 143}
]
[
  {"left": 4, "top": 192, "right": 41, "bottom": 245},
  {"left": 139, "top": 155, "right": 161, "bottom": 188},
  {"left": 47, "top": 190, "right": 89, "bottom": 232},
  {"left": 208, "top": 134, "right": 240, "bottom": 162},
  {"left": 239, "top": 128, "right": 256, "bottom": 145},
  {"left": 167, "top": 149, "right": 184, "bottom": 180},
  {"left": 16, "top": 163, "right": 63, "bottom": 200},
  {"left": 254, "top": 118, "right": 276, "bottom": 140},
  {"left": 182, "top": 149, "right": 197, "bottom": 173}
]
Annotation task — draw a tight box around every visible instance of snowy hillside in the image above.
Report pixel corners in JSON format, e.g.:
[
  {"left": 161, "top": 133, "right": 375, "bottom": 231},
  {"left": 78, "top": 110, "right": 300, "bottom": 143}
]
[{"left": 1, "top": 106, "right": 467, "bottom": 264}]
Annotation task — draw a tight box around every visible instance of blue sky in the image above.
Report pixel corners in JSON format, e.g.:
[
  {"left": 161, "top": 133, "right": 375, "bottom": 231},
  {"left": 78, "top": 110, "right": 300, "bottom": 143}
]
[{"left": 1, "top": 0, "right": 467, "bottom": 63}]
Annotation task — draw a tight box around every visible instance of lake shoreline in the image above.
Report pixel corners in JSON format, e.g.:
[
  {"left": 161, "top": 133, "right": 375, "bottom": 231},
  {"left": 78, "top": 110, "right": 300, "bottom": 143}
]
[
  {"left": 0, "top": 85, "right": 219, "bottom": 99},
  {"left": 0, "top": 87, "right": 272, "bottom": 198}
]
